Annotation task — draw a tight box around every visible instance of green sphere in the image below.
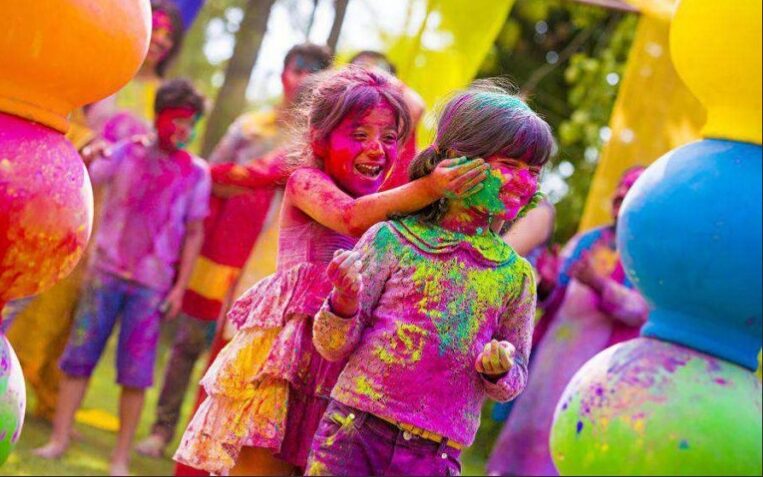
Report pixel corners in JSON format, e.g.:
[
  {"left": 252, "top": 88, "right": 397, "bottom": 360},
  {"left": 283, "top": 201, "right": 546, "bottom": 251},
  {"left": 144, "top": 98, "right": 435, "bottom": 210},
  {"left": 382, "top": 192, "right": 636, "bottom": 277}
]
[
  {"left": 550, "top": 338, "right": 762, "bottom": 475},
  {"left": 0, "top": 335, "right": 25, "bottom": 466}
]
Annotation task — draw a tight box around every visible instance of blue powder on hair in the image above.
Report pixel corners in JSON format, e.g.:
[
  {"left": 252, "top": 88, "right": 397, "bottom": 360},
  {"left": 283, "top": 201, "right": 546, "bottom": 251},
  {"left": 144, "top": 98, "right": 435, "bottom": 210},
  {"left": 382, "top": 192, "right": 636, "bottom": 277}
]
[{"left": 473, "top": 92, "right": 531, "bottom": 112}]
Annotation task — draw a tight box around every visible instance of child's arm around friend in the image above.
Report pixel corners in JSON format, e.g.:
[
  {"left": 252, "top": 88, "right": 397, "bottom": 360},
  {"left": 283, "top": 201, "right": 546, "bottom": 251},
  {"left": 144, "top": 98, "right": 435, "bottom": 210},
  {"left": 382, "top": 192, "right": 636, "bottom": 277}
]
[{"left": 287, "top": 157, "right": 487, "bottom": 238}]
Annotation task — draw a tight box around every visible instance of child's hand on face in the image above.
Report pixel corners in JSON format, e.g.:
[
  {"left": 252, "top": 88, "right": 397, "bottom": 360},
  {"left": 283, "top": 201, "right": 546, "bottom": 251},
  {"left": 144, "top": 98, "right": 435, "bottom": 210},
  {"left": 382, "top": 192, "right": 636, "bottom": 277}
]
[
  {"left": 475, "top": 339, "right": 515, "bottom": 376},
  {"left": 327, "top": 250, "right": 363, "bottom": 318},
  {"left": 429, "top": 156, "right": 490, "bottom": 199}
]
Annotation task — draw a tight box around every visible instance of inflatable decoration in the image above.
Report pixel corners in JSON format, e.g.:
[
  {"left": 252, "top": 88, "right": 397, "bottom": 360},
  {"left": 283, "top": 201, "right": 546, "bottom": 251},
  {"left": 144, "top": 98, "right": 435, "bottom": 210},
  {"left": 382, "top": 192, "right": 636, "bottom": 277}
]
[
  {"left": 550, "top": 0, "right": 762, "bottom": 475},
  {"left": 0, "top": 0, "right": 151, "bottom": 465}
]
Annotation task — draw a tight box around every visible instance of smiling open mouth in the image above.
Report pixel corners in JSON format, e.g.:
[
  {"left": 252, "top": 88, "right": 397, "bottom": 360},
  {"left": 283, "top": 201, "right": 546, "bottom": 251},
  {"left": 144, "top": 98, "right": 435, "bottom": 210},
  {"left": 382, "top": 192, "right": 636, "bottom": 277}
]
[{"left": 355, "top": 163, "right": 383, "bottom": 178}]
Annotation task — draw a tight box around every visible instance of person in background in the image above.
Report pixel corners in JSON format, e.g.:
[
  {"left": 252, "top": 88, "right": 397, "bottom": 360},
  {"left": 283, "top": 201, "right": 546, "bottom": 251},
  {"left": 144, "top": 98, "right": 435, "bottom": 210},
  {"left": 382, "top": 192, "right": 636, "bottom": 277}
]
[
  {"left": 486, "top": 166, "right": 649, "bottom": 476},
  {"left": 88, "top": 0, "right": 185, "bottom": 142},
  {"left": 34, "top": 79, "right": 210, "bottom": 477}
]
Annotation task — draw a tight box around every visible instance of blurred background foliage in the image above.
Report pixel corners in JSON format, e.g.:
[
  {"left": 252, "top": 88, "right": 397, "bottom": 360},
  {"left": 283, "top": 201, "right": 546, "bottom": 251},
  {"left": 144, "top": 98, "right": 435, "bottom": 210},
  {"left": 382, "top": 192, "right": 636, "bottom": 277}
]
[{"left": 476, "top": 0, "right": 637, "bottom": 242}]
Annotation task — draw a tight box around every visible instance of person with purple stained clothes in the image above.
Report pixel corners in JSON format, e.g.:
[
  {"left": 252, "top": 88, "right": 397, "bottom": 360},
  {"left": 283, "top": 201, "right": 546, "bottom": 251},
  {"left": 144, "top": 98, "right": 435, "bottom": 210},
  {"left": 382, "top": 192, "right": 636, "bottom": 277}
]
[
  {"left": 306, "top": 79, "right": 556, "bottom": 476},
  {"left": 33, "top": 78, "right": 210, "bottom": 477}
]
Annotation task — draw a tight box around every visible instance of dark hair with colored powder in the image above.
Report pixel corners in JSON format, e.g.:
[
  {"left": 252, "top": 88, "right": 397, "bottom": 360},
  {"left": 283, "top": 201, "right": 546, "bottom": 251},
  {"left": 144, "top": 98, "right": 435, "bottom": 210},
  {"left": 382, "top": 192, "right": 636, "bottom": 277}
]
[
  {"left": 282, "top": 65, "right": 412, "bottom": 173},
  {"left": 409, "top": 78, "right": 556, "bottom": 223},
  {"left": 349, "top": 50, "right": 398, "bottom": 76},
  {"left": 154, "top": 78, "right": 206, "bottom": 117},
  {"left": 283, "top": 43, "right": 333, "bottom": 73},
  {"left": 151, "top": 0, "right": 185, "bottom": 78}
]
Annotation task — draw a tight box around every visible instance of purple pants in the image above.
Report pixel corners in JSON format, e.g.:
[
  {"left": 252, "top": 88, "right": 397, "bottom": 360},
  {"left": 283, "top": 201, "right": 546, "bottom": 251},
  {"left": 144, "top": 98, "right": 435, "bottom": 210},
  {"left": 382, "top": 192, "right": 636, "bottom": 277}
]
[
  {"left": 59, "top": 270, "right": 163, "bottom": 388},
  {"left": 305, "top": 400, "right": 462, "bottom": 476}
]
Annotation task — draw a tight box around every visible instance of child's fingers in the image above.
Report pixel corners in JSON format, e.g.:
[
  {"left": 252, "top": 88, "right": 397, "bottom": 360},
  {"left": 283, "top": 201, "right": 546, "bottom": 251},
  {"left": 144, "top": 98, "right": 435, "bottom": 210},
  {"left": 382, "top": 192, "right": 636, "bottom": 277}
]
[
  {"left": 458, "top": 183, "right": 484, "bottom": 198},
  {"left": 453, "top": 171, "right": 490, "bottom": 196},
  {"left": 326, "top": 260, "right": 340, "bottom": 279},
  {"left": 499, "top": 340, "right": 515, "bottom": 355},
  {"left": 449, "top": 162, "right": 488, "bottom": 182},
  {"left": 450, "top": 164, "right": 489, "bottom": 188},
  {"left": 474, "top": 354, "right": 485, "bottom": 374},
  {"left": 498, "top": 347, "right": 512, "bottom": 371},
  {"left": 437, "top": 156, "right": 469, "bottom": 168},
  {"left": 339, "top": 251, "right": 361, "bottom": 271},
  {"left": 482, "top": 351, "right": 498, "bottom": 375}
]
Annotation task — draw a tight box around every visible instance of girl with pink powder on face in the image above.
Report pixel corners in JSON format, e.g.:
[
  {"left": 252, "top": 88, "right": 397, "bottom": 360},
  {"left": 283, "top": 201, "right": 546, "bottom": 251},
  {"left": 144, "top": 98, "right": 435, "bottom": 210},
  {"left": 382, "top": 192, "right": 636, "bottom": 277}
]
[
  {"left": 173, "top": 66, "right": 489, "bottom": 475},
  {"left": 305, "top": 80, "right": 555, "bottom": 477}
]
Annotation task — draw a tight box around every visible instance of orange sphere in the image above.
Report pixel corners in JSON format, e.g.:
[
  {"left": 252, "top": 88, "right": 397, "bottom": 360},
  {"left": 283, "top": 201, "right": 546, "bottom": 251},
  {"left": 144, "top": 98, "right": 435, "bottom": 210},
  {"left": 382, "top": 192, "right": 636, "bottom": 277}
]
[
  {"left": 0, "top": 113, "right": 93, "bottom": 302},
  {"left": 0, "top": 0, "right": 151, "bottom": 132}
]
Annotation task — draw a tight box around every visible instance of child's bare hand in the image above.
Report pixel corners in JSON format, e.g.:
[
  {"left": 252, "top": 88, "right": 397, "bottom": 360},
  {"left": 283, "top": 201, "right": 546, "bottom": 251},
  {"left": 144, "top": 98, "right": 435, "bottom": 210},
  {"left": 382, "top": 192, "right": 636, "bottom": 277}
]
[
  {"left": 160, "top": 286, "right": 184, "bottom": 320},
  {"left": 428, "top": 156, "right": 489, "bottom": 199},
  {"left": 326, "top": 250, "right": 362, "bottom": 317},
  {"left": 80, "top": 139, "right": 112, "bottom": 164},
  {"left": 475, "top": 339, "right": 515, "bottom": 376}
]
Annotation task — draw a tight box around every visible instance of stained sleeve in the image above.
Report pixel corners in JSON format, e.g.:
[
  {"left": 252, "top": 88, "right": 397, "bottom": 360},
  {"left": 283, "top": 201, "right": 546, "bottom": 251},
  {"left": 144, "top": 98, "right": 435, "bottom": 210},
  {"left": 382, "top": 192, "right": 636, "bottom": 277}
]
[
  {"left": 88, "top": 142, "right": 129, "bottom": 185},
  {"left": 313, "top": 222, "right": 395, "bottom": 362},
  {"left": 481, "top": 259, "right": 537, "bottom": 402}
]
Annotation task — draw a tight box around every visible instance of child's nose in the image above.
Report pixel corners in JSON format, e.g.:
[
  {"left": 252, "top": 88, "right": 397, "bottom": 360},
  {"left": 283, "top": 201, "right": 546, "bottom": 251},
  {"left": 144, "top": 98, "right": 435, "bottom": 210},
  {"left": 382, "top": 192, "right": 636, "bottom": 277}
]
[{"left": 366, "top": 140, "right": 384, "bottom": 158}]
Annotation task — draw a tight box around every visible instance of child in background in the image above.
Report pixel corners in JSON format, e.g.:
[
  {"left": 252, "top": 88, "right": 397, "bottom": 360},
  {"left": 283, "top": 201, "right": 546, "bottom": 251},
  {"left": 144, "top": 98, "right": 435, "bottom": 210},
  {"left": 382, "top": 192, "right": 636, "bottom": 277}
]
[
  {"left": 306, "top": 79, "right": 555, "bottom": 476},
  {"left": 34, "top": 78, "right": 210, "bottom": 477},
  {"left": 174, "top": 66, "right": 489, "bottom": 475}
]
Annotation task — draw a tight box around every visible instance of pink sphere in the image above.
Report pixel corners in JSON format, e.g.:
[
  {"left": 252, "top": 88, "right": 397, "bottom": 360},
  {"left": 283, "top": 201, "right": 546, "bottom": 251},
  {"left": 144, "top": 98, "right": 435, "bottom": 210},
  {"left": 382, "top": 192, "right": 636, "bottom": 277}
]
[{"left": 0, "top": 113, "right": 93, "bottom": 302}]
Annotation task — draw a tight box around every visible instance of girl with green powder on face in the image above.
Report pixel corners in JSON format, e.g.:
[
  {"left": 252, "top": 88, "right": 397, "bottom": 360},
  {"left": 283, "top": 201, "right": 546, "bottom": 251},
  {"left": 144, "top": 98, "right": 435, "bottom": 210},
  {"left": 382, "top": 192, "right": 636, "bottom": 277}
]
[{"left": 307, "top": 79, "right": 555, "bottom": 477}]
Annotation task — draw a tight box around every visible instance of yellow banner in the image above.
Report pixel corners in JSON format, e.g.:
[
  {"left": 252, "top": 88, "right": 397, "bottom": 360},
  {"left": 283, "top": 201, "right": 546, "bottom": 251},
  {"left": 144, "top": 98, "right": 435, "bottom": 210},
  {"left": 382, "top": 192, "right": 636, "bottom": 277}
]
[
  {"left": 386, "top": 0, "right": 516, "bottom": 147},
  {"left": 578, "top": 7, "right": 705, "bottom": 231}
]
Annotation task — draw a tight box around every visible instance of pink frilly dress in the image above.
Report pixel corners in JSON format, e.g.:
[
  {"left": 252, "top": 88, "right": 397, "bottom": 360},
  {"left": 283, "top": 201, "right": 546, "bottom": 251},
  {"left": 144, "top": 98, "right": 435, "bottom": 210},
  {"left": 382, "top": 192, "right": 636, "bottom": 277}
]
[{"left": 174, "top": 219, "right": 355, "bottom": 474}]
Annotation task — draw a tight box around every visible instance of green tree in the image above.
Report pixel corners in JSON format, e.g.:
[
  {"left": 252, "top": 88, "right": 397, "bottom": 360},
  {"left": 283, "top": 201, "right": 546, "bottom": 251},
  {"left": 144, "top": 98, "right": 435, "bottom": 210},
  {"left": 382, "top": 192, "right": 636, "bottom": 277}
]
[
  {"left": 476, "top": 0, "right": 637, "bottom": 243},
  {"left": 199, "top": 0, "right": 277, "bottom": 156}
]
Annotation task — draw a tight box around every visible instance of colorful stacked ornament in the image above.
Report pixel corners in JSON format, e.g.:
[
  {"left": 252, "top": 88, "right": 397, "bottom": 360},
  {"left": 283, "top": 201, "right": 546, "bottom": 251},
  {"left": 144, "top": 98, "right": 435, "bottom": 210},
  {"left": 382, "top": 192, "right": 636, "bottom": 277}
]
[
  {"left": 0, "top": 0, "right": 151, "bottom": 465},
  {"left": 550, "top": 0, "right": 762, "bottom": 475}
]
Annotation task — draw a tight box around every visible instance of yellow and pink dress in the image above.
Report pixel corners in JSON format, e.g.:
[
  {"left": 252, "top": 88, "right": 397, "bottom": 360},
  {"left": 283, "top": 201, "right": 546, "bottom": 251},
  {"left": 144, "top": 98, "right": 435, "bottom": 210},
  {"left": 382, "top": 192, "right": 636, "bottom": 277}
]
[{"left": 174, "top": 214, "right": 356, "bottom": 474}]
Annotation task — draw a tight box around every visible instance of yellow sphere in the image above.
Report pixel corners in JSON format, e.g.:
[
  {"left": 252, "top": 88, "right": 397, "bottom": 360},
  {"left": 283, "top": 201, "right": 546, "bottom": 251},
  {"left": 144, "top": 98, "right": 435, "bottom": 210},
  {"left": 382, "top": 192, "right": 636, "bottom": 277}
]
[
  {"left": 0, "top": 0, "right": 151, "bottom": 132},
  {"left": 670, "top": 0, "right": 762, "bottom": 144}
]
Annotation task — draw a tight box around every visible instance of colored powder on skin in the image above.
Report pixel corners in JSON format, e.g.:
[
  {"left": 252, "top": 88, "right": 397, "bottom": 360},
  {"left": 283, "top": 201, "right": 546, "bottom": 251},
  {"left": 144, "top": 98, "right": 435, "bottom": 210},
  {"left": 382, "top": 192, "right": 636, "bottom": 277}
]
[{"left": 462, "top": 168, "right": 505, "bottom": 215}]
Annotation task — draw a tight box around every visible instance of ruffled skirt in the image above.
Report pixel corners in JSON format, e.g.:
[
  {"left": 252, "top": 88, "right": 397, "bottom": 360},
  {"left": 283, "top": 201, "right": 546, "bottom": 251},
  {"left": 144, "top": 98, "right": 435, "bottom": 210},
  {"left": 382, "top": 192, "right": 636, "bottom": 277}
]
[{"left": 174, "top": 263, "right": 343, "bottom": 474}]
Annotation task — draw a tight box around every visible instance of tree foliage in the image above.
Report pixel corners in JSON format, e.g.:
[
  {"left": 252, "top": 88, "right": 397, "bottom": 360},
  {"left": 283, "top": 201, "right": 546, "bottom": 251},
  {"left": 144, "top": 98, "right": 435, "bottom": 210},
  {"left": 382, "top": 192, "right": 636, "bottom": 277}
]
[{"left": 476, "top": 0, "right": 637, "bottom": 243}]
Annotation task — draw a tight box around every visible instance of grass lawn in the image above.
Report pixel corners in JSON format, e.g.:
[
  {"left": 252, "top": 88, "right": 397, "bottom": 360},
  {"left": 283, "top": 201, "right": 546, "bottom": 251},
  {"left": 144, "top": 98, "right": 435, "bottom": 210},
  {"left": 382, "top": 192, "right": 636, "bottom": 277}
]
[{"left": 3, "top": 322, "right": 500, "bottom": 476}]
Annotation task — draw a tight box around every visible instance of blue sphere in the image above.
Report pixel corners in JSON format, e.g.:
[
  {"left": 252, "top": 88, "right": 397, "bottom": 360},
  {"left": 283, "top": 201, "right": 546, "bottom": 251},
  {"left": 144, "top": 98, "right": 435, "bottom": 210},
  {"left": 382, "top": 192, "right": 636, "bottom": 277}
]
[{"left": 617, "top": 139, "right": 762, "bottom": 370}]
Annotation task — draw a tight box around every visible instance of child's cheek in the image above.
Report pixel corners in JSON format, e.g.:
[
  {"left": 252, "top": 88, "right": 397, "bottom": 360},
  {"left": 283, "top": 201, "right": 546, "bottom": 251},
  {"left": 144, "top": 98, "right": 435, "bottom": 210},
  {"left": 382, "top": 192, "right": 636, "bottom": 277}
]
[
  {"left": 156, "top": 121, "right": 174, "bottom": 144},
  {"left": 506, "top": 169, "right": 537, "bottom": 197},
  {"left": 327, "top": 136, "right": 361, "bottom": 165},
  {"left": 383, "top": 143, "right": 398, "bottom": 170}
]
